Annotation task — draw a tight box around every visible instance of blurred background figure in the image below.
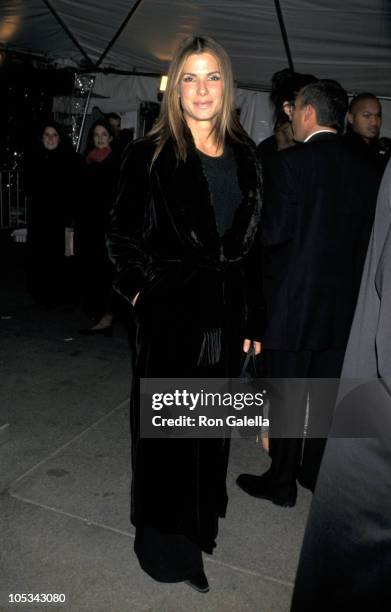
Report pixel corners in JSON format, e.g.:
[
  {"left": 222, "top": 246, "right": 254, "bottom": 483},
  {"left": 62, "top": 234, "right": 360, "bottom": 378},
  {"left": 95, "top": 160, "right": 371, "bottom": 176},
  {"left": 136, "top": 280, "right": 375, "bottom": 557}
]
[
  {"left": 105, "top": 111, "right": 134, "bottom": 157},
  {"left": 345, "top": 92, "right": 391, "bottom": 178},
  {"left": 106, "top": 112, "right": 121, "bottom": 138},
  {"left": 24, "top": 121, "right": 78, "bottom": 309},
  {"left": 75, "top": 119, "right": 119, "bottom": 335},
  {"left": 257, "top": 69, "right": 317, "bottom": 165}
]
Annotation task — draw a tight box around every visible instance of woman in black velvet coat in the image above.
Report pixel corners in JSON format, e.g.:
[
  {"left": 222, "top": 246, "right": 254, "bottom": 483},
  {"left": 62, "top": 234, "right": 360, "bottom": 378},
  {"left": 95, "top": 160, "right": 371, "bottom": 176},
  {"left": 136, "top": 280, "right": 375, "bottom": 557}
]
[{"left": 108, "top": 36, "right": 263, "bottom": 592}]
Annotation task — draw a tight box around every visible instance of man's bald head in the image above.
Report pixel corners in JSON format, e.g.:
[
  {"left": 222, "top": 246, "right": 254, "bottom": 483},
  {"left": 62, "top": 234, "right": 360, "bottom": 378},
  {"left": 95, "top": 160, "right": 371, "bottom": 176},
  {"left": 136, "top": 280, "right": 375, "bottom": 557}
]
[{"left": 348, "top": 94, "right": 382, "bottom": 143}]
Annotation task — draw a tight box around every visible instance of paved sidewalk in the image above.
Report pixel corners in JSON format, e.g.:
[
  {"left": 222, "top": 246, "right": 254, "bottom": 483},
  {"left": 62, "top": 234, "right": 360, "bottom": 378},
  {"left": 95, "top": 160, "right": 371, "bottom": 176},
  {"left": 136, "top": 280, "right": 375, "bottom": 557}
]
[{"left": 0, "top": 252, "right": 311, "bottom": 611}]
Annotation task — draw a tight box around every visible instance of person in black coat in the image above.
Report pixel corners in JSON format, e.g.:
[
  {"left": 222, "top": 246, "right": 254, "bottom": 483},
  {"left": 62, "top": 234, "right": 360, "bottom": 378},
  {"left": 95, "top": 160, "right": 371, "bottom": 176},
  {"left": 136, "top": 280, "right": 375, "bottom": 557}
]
[
  {"left": 291, "top": 160, "right": 391, "bottom": 612},
  {"left": 257, "top": 68, "right": 317, "bottom": 170},
  {"left": 256, "top": 69, "right": 317, "bottom": 455},
  {"left": 24, "top": 122, "right": 78, "bottom": 308},
  {"left": 107, "top": 35, "right": 262, "bottom": 592},
  {"left": 76, "top": 120, "right": 119, "bottom": 334},
  {"left": 237, "top": 80, "right": 379, "bottom": 506}
]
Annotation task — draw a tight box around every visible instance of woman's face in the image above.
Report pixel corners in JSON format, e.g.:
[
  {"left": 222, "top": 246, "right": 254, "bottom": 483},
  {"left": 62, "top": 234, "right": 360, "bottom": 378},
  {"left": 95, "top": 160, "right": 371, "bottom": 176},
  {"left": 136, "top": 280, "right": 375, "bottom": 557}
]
[
  {"left": 42, "top": 127, "right": 60, "bottom": 150},
  {"left": 93, "top": 125, "right": 112, "bottom": 149},
  {"left": 179, "top": 52, "right": 223, "bottom": 130}
]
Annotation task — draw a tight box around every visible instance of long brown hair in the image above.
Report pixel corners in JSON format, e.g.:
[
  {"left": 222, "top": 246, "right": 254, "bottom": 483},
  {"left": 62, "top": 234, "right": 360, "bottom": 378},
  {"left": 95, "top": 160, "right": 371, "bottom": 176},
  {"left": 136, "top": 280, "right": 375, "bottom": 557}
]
[{"left": 148, "top": 35, "right": 248, "bottom": 163}]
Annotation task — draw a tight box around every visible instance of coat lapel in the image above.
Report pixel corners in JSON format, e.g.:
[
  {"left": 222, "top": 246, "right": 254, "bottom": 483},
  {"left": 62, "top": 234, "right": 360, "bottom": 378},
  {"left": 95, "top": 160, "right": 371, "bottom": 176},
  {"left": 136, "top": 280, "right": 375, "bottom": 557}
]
[
  {"left": 153, "top": 136, "right": 262, "bottom": 262},
  {"left": 223, "top": 139, "right": 262, "bottom": 261},
  {"left": 153, "top": 139, "right": 221, "bottom": 257}
]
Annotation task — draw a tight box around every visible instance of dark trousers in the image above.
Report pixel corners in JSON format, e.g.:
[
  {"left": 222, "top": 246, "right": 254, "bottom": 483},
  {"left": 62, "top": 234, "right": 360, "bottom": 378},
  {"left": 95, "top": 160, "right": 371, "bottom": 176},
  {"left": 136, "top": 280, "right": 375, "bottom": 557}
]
[{"left": 264, "top": 348, "right": 345, "bottom": 490}]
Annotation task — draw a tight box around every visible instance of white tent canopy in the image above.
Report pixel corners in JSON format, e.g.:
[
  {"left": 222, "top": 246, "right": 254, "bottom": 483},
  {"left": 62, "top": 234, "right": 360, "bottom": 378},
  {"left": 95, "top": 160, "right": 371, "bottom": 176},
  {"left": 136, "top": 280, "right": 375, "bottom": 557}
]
[{"left": 1, "top": 0, "right": 391, "bottom": 95}]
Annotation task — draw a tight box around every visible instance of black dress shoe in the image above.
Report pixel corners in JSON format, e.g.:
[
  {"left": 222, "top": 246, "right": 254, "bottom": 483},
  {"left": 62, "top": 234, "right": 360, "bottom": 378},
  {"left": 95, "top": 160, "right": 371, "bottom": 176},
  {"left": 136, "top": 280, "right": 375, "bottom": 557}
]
[
  {"left": 236, "top": 473, "right": 297, "bottom": 507},
  {"left": 78, "top": 326, "right": 113, "bottom": 337},
  {"left": 184, "top": 571, "right": 210, "bottom": 593}
]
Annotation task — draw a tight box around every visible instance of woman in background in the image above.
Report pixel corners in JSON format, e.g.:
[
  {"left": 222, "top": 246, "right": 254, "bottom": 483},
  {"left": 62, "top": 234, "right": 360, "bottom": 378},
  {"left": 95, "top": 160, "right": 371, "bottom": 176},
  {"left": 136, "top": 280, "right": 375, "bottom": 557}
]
[
  {"left": 76, "top": 119, "right": 119, "bottom": 335},
  {"left": 25, "top": 122, "right": 77, "bottom": 308},
  {"left": 108, "top": 35, "right": 262, "bottom": 592},
  {"left": 257, "top": 69, "right": 317, "bottom": 173}
]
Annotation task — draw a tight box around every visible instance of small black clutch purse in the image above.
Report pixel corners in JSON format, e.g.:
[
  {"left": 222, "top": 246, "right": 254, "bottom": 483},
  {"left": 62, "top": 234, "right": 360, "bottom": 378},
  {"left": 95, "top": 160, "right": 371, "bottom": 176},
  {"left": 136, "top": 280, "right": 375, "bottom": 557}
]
[{"left": 239, "top": 345, "right": 264, "bottom": 381}]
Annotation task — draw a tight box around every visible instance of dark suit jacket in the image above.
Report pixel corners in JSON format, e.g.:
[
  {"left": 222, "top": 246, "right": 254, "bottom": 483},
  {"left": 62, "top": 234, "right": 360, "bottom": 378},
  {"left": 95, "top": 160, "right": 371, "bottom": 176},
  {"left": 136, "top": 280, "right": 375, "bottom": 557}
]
[{"left": 261, "top": 132, "right": 378, "bottom": 351}]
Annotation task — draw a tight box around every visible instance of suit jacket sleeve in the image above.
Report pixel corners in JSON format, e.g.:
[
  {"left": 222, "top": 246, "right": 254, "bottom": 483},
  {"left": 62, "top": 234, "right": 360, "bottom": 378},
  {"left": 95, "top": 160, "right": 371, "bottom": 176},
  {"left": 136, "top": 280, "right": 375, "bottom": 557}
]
[
  {"left": 262, "top": 152, "right": 297, "bottom": 248},
  {"left": 107, "top": 141, "right": 155, "bottom": 303}
]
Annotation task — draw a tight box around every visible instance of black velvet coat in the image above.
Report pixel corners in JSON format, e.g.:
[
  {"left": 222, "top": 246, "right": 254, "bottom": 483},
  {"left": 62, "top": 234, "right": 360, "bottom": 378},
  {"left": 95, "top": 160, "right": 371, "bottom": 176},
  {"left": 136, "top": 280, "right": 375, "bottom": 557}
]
[{"left": 108, "top": 134, "right": 262, "bottom": 553}]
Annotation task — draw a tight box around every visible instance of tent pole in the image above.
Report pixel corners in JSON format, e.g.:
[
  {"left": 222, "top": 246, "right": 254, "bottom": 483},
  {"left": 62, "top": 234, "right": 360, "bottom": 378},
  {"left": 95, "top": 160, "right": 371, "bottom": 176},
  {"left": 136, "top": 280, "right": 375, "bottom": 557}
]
[
  {"left": 95, "top": 0, "right": 146, "bottom": 68},
  {"left": 76, "top": 76, "right": 96, "bottom": 153},
  {"left": 41, "top": 0, "right": 93, "bottom": 67},
  {"left": 273, "top": 0, "right": 295, "bottom": 72}
]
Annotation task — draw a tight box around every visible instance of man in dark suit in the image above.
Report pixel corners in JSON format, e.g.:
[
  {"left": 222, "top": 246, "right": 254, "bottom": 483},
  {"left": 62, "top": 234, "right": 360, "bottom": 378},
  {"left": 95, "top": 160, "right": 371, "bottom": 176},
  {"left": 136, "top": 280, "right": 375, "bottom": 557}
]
[{"left": 237, "top": 80, "right": 378, "bottom": 507}]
